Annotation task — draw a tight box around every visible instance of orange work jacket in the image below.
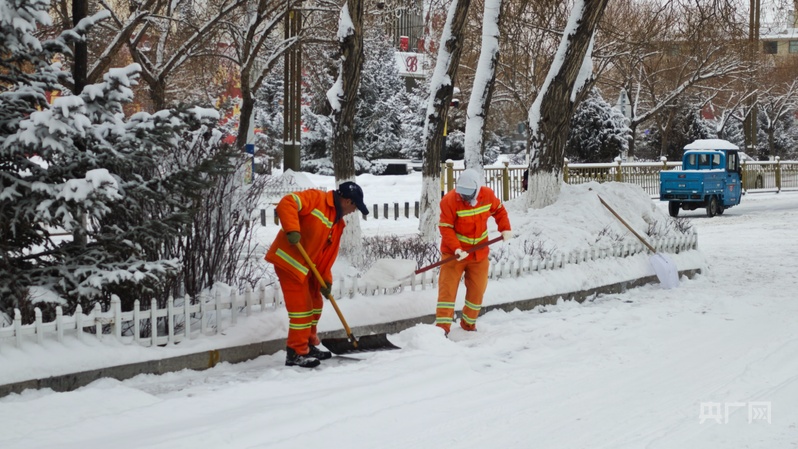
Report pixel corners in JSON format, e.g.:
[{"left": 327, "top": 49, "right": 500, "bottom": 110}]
[
  {"left": 439, "top": 186, "right": 510, "bottom": 261},
  {"left": 265, "top": 189, "right": 345, "bottom": 284}
]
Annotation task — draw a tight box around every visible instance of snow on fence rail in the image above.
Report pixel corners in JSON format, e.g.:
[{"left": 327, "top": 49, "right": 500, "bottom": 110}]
[{"left": 0, "top": 234, "right": 697, "bottom": 349}]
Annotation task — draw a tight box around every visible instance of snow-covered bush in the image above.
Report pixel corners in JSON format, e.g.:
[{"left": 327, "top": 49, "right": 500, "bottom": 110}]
[{"left": 0, "top": 0, "right": 237, "bottom": 322}]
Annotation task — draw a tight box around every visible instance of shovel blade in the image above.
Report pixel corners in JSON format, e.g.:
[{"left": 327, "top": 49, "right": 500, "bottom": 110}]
[
  {"left": 321, "top": 334, "right": 399, "bottom": 355},
  {"left": 650, "top": 253, "right": 679, "bottom": 289}
]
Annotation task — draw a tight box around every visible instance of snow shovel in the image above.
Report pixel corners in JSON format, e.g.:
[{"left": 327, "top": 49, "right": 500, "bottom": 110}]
[
  {"left": 295, "top": 242, "right": 399, "bottom": 355},
  {"left": 598, "top": 195, "right": 679, "bottom": 289},
  {"left": 362, "top": 236, "right": 504, "bottom": 289}
]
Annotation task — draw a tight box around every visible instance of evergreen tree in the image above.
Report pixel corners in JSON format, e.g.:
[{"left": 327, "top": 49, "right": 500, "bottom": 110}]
[
  {"left": 721, "top": 118, "right": 746, "bottom": 152},
  {"left": 0, "top": 0, "right": 231, "bottom": 321},
  {"left": 757, "top": 110, "right": 798, "bottom": 160},
  {"left": 399, "top": 83, "right": 427, "bottom": 161},
  {"left": 354, "top": 28, "right": 405, "bottom": 162},
  {"left": 253, "top": 63, "right": 285, "bottom": 170},
  {"left": 565, "top": 89, "right": 630, "bottom": 163},
  {"left": 300, "top": 28, "right": 408, "bottom": 174}
]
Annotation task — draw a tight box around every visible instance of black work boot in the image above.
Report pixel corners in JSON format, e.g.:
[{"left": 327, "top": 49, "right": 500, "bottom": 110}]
[
  {"left": 308, "top": 344, "right": 332, "bottom": 360},
  {"left": 285, "top": 347, "right": 320, "bottom": 368}
]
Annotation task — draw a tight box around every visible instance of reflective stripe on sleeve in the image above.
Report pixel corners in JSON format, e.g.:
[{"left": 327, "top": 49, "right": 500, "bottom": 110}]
[
  {"left": 311, "top": 209, "right": 333, "bottom": 228},
  {"left": 291, "top": 193, "right": 302, "bottom": 211}
]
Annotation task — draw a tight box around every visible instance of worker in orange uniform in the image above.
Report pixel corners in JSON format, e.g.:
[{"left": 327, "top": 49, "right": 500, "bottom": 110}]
[
  {"left": 265, "top": 182, "right": 369, "bottom": 368},
  {"left": 435, "top": 169, "right": 512, "bottom": 336}
]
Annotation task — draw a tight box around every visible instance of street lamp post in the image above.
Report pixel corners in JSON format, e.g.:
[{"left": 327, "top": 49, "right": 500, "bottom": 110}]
[
  {"left": 283, "top": 4, "right": 303, "bottom": 171},
  {"left": 744, "top": 0, "right": 761, "bottom": 156}
]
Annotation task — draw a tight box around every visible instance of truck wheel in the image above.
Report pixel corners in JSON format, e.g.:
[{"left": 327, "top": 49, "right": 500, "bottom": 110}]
[
  {"left": 706, "top": 196, "right": 718, "bottom": 218},
  {"left": 668, "top": 201, "right": 680, "bottom": 217},
  {"left": 716, "top": 204, "right": 725, "bottom": 215}
]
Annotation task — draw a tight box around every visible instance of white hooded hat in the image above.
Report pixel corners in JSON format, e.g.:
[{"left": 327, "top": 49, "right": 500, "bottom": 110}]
[{"left": 455, "top": 169, "right": 481, "bottom": 197}]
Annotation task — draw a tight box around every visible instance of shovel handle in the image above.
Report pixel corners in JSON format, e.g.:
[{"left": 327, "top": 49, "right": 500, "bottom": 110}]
[
  {"left": 295, "top": 242, "right": 357, "bottom": 347},
  {"left": 415, "top": 236, "right": 504, "bottom": 275},
  {"left": 597, "top": 195, "right": 657, "bottom": 253}
]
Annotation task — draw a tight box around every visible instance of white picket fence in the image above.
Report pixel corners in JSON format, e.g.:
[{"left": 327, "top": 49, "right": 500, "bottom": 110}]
[
  {"left": 0, "top": 234, "right": 697, "bottom": 350},
  {"left": 0, "top": 285, "right": 285, "bottom": 350}
]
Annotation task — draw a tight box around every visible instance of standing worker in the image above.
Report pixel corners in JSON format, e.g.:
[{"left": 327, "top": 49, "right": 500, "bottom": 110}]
[
  {"left": 265, "top": 181, "right": 369, "bottom": 368},
  {"left": 435, "top": 169, "right": 513, "bottom": 336}
]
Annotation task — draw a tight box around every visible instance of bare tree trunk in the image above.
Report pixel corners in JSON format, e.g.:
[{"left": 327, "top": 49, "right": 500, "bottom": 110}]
[
  {"left": 526, "top": 0, "right": 609, "bottom": 209},
  {"left": 464, "top": 0, "right": 503, "bottom": 178},
  {"left": 72, "top": 0, "right": 88, "bottom": 247},
  {"left": 328, "top": 0, "right": 365, "bottom": 259},
  {"left": 419, "top": 0, "right": 471, "bottom": 241},
  {"left": 71, "top": 0, "right": 88, "bottom": 96},
  {"left": 330, "top": 0, "right": 364, "bottom": 182},
  {"left": 658, "top": 108, "right": 676, "bottom": 157},
  {"left": 627, "top": 122, "right": 638, "bottom": 160},
  {"left": 768, "top": 128, "right": 775, "bottom": 158},
  {"left": 237, "top": 69, "right": 255, "bottom": 151}
]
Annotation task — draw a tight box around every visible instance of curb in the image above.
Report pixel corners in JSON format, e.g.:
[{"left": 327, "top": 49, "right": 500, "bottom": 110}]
[{"left": 0, "top": 268, "right": 701, "bottom": 398}]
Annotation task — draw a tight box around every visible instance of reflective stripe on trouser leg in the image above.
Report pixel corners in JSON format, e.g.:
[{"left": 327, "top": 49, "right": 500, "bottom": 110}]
[
  {"left": 309, "top": 276, "right": 323, "bottom": 346},
  {"left": 461, "top": 256, "right": 490, "bottom": 326},
  {"left": 275, "top": 266, "right": 314, "bottom": 355},
  {"left": 436, "top": 256, "right": 467, "bottom": 332}
]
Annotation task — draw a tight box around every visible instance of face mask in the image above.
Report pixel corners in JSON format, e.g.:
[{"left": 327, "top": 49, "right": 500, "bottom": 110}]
[{"left": 460, "top": 192, "right": 476, "bottom": 203}]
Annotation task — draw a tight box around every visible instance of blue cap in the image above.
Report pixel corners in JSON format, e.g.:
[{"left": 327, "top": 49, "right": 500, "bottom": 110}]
[{"left": 337, "top": 181, "right": 369, "bottom": 216}]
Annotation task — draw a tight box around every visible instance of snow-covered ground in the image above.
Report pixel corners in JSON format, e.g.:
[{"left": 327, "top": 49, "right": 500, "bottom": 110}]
[{"left": 2, "top": 174, "right": 797, "bottom": 448}]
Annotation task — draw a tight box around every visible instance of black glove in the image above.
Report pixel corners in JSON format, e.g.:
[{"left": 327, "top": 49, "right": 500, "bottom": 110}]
[
  {"left": 320, "top": 281, "right": 332, "bottom": 297},
  {"left": 286, "top": 231, "right": 301, "bottom": 245}
]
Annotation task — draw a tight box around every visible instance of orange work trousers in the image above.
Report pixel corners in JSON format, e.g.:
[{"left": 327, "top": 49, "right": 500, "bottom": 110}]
[
  {"left": 274, "top": 266, "right": 323, "bottom": 355},
  {"left": 435, "top": 255, "right": 490, "bottom": 333}
]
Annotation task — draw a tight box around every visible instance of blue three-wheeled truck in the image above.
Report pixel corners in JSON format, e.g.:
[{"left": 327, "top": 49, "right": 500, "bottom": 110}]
[{"left": 659, "top": 139, "right": 742, "bottom": 217}]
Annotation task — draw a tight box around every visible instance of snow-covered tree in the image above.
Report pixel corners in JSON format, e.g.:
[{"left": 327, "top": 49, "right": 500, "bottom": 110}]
[
  {"left": 526, "top": 0, "right": 609, "bottom": 209},
  {"left": 222, "top": 2, "right": 295, "bottom": 150},
  {"left": 354, "top": 28, "right": 405, "bottom": 160},
  {"left": 129, "top": 0, "right": 249, "bottom": 111},
  {"left": 634, "top": 98, "right": 717, "bottom": 160},
  {"left": 565, "top": 89, "right": 630, "bottom": 163},
  {"left": 756, "top": 81, "right": 798, "bottom": 159},
  {"left": 399, "top": 84, "right": 428, "bottom": 161},
  {"left": 253, "top": 65, "right": 285, "bottom": 169},
  {"left": 419, "top": 0, "right": 472, "bottom": 241},
  {"left": 0, "top": 0, "right": 231, "bottom": 321},
  {"left": 328, "top": 0, "right": 366, "bottom": 261},
  {"left": 463, "top": 0, "right": 503, "bottom": 178},
  {"left": 599, "top": 0, "right": 750, "bottom": 159}
]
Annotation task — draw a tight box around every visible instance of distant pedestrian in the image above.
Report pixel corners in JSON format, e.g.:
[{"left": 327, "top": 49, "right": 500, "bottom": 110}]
[
  {"left": 435, "top": 169, "right": 513, "bottom": 335},
  {"left": 265, "top": 182, "right": 369, "bottom": 367}
]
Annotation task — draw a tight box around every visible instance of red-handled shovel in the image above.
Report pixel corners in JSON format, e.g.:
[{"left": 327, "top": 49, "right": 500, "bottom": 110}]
[{"left": 361, "top": 236, "right": 504, "bottom": 289}]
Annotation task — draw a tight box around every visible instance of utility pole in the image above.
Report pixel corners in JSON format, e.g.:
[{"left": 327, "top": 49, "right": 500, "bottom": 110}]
[
  {"left": 744, "top": 0, "right": 760, "bottom": 156},
  {"left": 283, "top": 4, "right": 302, "bottom": 171}
]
